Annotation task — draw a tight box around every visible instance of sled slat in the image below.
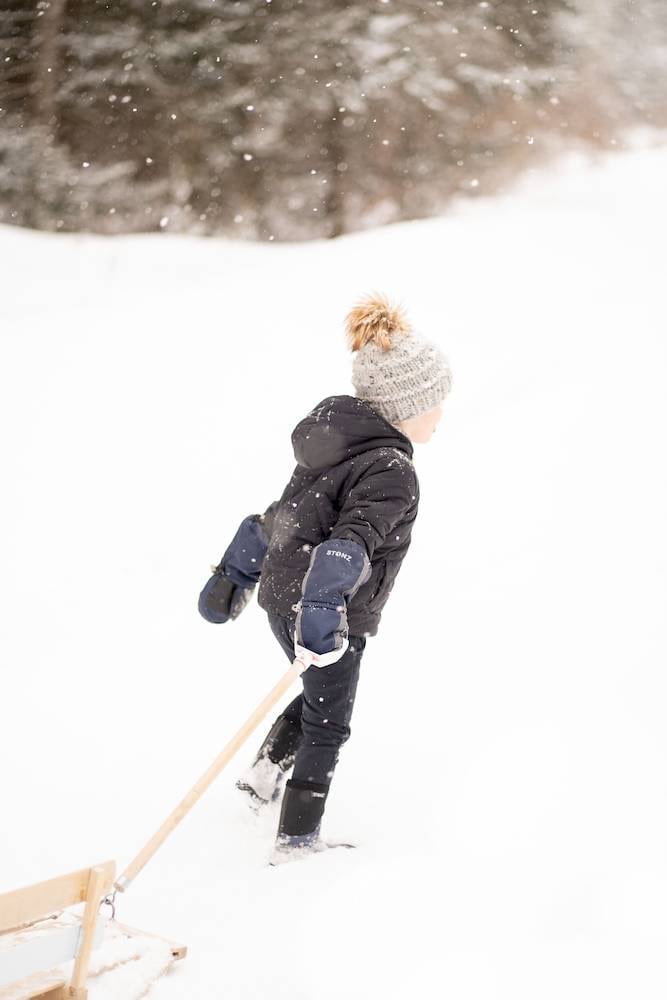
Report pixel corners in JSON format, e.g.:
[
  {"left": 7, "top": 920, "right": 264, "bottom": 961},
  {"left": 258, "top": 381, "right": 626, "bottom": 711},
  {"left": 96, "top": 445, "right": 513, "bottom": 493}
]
[
  {"left": 0, "top": 968, "right": 66, "bottom": 1000},
  {"left": 0, "top": 863, "right": 115, "bottom": 935},
  {"left": 113, "top": 922, "right": 187, "bottom": 961}
]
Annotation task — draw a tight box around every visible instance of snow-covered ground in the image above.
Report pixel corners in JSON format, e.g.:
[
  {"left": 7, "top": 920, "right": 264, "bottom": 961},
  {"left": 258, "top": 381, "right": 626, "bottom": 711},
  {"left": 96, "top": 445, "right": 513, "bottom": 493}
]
[{"left": 2, "top": 139, "right": 666, "bottom": 999}]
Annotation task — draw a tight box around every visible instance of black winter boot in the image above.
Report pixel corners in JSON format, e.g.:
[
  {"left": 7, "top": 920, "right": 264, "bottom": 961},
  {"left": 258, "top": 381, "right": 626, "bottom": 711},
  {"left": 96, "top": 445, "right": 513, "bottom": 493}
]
[
  {"left": 236, "top": 715, "right": 302, "bottom": 808},
  {"left": 279, "top": 779, "right": 329, "bottom": 836},
  {"left": 269, "top": 779, "right": 328, "bottom": 863},
  {"left": 269, "top": 779, "right": 355, "bottom": 865}
]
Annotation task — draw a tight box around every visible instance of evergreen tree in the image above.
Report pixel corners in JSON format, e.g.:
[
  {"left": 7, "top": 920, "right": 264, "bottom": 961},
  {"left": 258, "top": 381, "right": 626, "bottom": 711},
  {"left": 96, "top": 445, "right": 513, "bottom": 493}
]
[{"left": 1, "top": 0, "right": 665, "bottom": 237}]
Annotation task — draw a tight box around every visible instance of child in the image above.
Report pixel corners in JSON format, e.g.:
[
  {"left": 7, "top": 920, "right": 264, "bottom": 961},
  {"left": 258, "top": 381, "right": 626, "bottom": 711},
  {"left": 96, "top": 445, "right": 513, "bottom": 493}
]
[{"left": 199, "top": 292, "right": 451, "bottom": 862}]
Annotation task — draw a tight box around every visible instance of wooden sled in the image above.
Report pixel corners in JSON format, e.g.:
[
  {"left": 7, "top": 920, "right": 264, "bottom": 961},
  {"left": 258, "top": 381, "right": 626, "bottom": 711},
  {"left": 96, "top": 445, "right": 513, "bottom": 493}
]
[{"left": 0, "top": 862, "right": 185, "bottom": 1000}]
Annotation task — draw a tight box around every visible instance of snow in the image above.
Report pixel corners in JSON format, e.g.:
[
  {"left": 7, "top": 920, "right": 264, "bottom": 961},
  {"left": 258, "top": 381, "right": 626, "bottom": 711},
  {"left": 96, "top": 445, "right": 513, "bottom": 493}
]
[{"left": 1, "top": 137, "right": 667, "bottom": 999}]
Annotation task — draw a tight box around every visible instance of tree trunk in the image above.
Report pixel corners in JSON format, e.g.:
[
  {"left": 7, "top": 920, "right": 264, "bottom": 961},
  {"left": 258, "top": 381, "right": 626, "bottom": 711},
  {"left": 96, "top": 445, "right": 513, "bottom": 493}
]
[
  {"left": 33, "top": 0, "right": 67, "bottom": 132},
  {"left": 324, "top": 99, "right": 345, "bottom": 239}
]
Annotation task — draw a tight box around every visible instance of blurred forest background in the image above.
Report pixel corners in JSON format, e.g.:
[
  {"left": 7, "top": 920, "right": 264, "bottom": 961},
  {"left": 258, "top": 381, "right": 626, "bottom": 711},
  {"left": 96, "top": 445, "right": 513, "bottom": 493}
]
[{"left": 0, "top": 0, "right": 665, "bottom": 240}]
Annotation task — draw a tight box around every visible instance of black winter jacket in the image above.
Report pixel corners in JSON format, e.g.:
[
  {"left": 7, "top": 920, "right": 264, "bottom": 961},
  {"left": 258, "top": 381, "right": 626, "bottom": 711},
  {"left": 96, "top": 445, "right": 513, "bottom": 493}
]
[{"left": 256, "top": 395, "right": 420, "bottom": 637}]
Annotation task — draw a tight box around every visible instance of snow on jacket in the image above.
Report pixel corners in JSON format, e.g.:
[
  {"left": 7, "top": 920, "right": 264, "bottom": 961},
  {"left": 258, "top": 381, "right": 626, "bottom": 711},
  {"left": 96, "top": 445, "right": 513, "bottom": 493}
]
[{"left": 256, "top": 394, "right": 420, "bottom": 637}]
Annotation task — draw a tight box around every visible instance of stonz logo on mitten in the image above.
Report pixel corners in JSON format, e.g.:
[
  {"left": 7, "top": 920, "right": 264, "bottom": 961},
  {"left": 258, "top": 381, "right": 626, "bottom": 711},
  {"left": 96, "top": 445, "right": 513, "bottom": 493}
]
[{"left": 326, "top": 549, "right": 352, "bottom": 561}]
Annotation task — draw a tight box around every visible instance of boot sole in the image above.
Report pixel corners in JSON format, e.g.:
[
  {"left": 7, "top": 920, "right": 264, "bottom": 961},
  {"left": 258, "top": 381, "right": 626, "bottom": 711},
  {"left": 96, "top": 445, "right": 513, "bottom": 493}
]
[{"left": 235, "top": 780, "right": 270, "bottom": 809}]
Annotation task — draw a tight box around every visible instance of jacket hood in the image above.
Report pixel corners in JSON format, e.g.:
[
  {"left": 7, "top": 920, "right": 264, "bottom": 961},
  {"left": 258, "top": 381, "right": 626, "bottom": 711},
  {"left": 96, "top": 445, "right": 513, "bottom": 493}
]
[{"left": 291, "top": 394, "right": 414, "bottom": 471}]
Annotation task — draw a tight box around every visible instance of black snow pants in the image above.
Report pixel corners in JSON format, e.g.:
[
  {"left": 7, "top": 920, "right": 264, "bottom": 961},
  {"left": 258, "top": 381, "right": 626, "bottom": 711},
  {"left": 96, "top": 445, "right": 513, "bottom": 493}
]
[{"left": 267, "top": 612, "right": 367, "bottom": 787}]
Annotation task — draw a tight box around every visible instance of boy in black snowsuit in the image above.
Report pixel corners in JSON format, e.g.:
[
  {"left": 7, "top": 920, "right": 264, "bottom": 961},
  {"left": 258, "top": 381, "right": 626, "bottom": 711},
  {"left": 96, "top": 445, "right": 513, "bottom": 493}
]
[{"left": 199, "top": 293, "right": 451, "bottom": 862}]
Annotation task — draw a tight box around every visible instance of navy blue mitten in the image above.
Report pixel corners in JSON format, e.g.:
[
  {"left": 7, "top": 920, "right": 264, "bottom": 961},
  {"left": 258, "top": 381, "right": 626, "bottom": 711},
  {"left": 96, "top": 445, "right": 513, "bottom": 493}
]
[
  {"left": 294, "top": 537, "right": 371, "bottom": 667},
  {"left": 199, "top": 515, "right": 270, "bottom": 624}
]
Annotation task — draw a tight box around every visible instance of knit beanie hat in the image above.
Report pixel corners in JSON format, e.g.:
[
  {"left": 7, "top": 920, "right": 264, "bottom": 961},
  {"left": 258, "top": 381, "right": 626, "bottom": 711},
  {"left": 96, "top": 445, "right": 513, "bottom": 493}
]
[{"left": 345, "top": 292, "right": 452, "bottom": 425}]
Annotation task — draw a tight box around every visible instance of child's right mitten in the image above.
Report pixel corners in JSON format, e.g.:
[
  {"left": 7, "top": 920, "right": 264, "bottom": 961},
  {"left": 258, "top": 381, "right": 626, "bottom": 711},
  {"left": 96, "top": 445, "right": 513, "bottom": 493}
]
[{"left": 293, "top": 537, "right": 371, "bottom": 667}]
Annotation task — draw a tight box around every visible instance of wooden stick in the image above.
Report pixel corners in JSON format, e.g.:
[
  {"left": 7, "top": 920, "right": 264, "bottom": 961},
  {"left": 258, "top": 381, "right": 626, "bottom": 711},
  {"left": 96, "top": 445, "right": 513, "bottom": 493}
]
[
  {"left": 68, "top": 866, "right": 107, "bottom": 999},
  {"left": 115, "top": 658, "right": 305, "bottom": 893}
]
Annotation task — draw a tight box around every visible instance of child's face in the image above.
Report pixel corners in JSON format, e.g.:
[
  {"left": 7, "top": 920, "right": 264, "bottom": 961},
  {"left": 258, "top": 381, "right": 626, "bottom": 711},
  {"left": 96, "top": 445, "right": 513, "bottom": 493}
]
[{"left": 398, "top": 403, "right": 443, "bottom": 444}]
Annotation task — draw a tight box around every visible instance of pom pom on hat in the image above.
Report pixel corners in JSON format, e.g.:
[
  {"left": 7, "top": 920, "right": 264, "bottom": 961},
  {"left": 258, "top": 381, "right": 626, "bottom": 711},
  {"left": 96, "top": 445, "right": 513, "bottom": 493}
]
[
  {"left": 345, "top": 292, "right": 452, "bottom": 426},
  {"left": 345, "top": 292, "right": 412, "bottom": 353}
]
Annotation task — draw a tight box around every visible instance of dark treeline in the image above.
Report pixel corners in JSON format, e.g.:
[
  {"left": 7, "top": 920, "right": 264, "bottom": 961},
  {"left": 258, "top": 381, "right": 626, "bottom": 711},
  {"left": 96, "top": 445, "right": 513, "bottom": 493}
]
[{"left": 0, "top": 0, "right": 665, "bottom": 239}]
